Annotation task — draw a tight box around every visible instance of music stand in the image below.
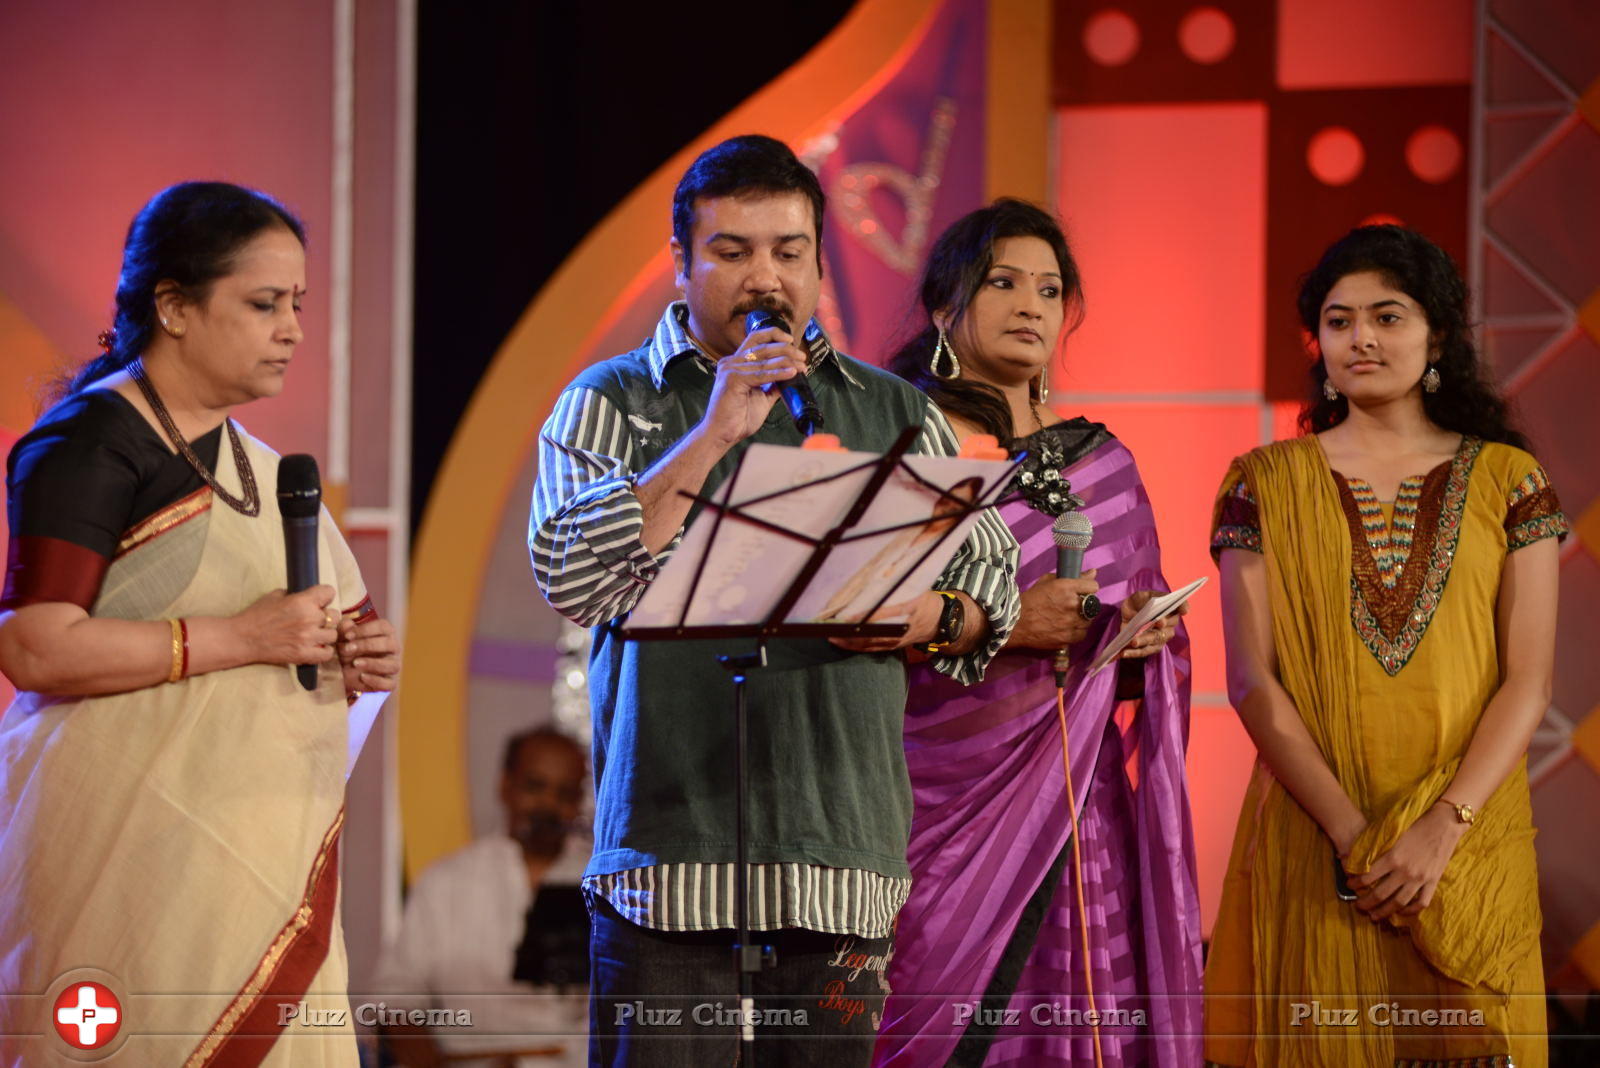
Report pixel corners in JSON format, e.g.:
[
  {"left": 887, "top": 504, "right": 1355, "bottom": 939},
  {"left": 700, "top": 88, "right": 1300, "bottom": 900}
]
[{"left": 620, "top": 426, "right": 1022, "bottom": 1062}]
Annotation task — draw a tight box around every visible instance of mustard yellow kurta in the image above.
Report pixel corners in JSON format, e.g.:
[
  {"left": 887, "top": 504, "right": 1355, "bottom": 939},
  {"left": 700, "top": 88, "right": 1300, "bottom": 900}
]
[{"left": 1202, "top": 435, "right": 1564, "bottom": 1068}]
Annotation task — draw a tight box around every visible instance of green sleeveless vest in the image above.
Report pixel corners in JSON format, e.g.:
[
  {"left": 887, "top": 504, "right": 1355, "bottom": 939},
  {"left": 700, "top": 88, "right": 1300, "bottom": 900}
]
[{"left": 573, "top": 345, "right": 929, "bottom": 879}]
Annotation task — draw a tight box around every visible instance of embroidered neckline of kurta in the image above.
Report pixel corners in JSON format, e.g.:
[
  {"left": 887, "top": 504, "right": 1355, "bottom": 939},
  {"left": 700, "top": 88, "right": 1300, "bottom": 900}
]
[
  {"left": 1344, "top": 474, "right": 1425, "bottom": 589},
  {"left": 1331, "top": 436, "right": 1482, "bottom": 676}
]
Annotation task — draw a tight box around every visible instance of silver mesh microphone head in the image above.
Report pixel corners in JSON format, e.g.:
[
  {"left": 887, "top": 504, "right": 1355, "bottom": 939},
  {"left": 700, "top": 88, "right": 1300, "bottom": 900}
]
[{"left": 1051, "top": 510, "right": 1093, "bottom": 551}]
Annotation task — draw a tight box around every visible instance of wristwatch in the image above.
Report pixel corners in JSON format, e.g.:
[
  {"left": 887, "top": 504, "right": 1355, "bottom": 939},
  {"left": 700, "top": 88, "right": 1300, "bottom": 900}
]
[
  {"left": 918, "top": 591, "right": 965, "bottom": 654},
  {"left": 1440, "top": 797, "right": 1475, "bottom": 826}
]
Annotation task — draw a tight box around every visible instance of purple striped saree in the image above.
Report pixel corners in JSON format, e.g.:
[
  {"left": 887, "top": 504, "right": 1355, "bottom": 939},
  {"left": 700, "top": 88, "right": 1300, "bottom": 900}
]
[{"left": 876, "top": 430, "right": 1203, "bottom": 1066}]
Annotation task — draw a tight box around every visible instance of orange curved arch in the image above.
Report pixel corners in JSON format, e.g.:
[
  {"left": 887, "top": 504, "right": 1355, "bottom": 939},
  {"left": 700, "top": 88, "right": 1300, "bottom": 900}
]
[
  {"left": 0, "top": 290, "right": 64, "bottom": 433},
  {"left": 401, "top": 0, "right": 944, "bottom": 878}
]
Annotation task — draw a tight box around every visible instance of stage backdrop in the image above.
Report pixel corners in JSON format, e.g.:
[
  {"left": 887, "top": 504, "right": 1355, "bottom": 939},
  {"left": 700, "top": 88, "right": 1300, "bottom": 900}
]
[{"left": 1053, "top": 0, "right": 1600, "bottom": 999}]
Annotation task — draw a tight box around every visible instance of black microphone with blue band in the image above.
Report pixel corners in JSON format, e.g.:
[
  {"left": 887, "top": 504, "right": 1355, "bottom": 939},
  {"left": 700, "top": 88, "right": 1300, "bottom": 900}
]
[{"left": 744, "top": 309, "right": 824, "bottom": 437}]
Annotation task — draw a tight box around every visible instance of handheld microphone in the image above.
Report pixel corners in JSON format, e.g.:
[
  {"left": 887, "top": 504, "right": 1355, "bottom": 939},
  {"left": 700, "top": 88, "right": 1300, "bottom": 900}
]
[
  {"left": 1053, "top": 510, "right": 1093, "bottom": 583},
  {"left": 744, "top": 309, "right": 824, "bottom": 437},
  {"left": 277, "top": 454, "right": 322, "bottom": 692},
  {"left": 1051, "top": 511, "right": 1098, "bottom": 683}
]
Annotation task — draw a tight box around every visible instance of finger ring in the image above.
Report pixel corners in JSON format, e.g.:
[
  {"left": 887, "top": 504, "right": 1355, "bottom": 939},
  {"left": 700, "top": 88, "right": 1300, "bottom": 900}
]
[
  {"left": 324, "top": 611, "right": 337, "bottom": 628},
  {"left": 1077, "top": 593, "right": 1102, "bottom": 622}
]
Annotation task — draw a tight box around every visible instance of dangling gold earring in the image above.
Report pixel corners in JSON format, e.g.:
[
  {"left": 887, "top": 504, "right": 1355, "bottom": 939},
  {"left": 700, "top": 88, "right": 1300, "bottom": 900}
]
[
  {"left": 1422, "top": 365, "right": 1441, "bottom": 393},
  {"left": 1035, "top": 362, "right": 1050, "bottom": 401},
  {"left": 930, "top": 327, "right": 960, "bottom": 380},
  {"left": 1323, "top": 378, "right": 1339, "bottom": 401}
]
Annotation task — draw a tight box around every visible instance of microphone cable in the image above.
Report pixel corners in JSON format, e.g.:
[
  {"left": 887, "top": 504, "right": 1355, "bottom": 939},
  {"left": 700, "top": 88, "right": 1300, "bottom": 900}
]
[{"left": 1051, "top": 663, "right": 1106, "bottom": 1068}]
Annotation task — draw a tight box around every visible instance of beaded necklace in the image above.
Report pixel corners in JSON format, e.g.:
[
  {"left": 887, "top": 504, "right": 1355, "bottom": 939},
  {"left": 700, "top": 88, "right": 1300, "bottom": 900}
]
[{"left": 129, "top": 360, "right": 260, "bottom": 517}]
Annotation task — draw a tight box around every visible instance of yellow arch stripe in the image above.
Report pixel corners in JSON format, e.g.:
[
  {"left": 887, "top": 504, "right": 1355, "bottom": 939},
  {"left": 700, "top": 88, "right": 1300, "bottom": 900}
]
[
  {"left": 0, "top": 290, "right": 64, "bottom": 433},
  {"left": 985, "top": 0, "right": 1051, "bottom": 206},
  {"left": 401, "top": 0, "right": 942, "bottom": 878}
]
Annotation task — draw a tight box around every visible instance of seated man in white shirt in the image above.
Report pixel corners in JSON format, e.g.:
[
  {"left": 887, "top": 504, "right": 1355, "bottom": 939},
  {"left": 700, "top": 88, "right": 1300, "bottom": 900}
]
[{"left": 373, "top": 728, "right": 590, "bottom": 1067}]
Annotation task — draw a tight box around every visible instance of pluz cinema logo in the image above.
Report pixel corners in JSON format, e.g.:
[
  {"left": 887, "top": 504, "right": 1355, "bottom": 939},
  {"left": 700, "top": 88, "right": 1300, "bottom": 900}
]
[{"left": 53, "top": 981, "right": 122, "bottom": 1050}]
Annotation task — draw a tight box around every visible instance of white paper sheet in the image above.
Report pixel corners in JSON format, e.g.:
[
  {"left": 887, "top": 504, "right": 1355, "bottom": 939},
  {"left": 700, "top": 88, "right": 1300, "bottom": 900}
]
[
  {"left": 346, "top": 690, "right": 389, "bottom": 780},
  {"left": 1087, "top": 576, "right": 1209, "bottom": 676}
]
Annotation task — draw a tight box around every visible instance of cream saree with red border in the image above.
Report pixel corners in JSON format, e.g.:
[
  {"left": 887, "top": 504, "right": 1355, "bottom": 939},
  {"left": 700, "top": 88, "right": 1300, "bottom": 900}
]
[{"left": 0, "top": 428, "right": 371, "bottom": 1066}]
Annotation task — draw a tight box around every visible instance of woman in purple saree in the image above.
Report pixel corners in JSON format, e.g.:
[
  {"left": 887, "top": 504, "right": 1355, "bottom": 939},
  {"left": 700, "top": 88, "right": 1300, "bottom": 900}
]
[{"left": 877, "top": 200, "right": 1203, "bottom": 1066}]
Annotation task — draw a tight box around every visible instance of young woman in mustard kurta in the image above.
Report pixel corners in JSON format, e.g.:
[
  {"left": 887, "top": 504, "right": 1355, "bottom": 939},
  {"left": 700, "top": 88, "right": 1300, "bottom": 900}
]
[{"left": 1202, "top": 225, "right": 1564, "bottom": 1068}]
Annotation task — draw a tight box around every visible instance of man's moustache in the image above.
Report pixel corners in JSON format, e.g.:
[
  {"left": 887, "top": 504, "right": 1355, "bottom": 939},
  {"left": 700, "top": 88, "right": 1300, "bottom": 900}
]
[{"left": 732, "top": 299, "right": 793, "bottom": 322}]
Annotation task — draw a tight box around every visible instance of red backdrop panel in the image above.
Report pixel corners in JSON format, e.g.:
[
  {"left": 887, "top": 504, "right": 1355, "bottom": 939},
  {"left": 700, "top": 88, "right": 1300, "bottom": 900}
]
[
  {"left": 1063, "top": 403, "right": 1262, "bottom": 699},
  {"left": 1276, "top": 0, "right": 1472, "bottom": 89},
  {"left": 1057, "top": 102, "right": 1267, "bottom": 396}
]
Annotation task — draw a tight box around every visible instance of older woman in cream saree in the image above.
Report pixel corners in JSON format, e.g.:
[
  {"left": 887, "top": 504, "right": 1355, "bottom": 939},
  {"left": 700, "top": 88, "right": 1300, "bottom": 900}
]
[{"left": 0, "top": 429, "right": 376, "bottom": 1066}]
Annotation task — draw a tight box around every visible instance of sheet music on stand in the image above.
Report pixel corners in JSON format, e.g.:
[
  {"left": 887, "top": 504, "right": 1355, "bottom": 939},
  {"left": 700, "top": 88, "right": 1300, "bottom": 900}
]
[
  {"left": 626, "top": 437, "right": 1022, "bottom": 638},
  {"left": 617, "top": 428, "right": 1018, "bottom": 1064}
]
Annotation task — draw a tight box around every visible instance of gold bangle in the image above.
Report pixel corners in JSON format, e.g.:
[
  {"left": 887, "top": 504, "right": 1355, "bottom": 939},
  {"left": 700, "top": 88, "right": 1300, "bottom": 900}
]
[{"left": 166, "top": 618, "right": 184, "bottom": 684}]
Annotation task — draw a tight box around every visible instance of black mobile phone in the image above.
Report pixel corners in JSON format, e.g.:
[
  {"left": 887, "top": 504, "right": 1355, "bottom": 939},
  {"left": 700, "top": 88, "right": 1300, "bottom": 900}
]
[{"left": 1333, "top": 850, "right": 1358, "bottom": 902}]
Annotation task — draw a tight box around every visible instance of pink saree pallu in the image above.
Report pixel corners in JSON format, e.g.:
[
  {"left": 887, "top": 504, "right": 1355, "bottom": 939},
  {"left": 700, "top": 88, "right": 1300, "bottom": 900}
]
[{"left": 876, "top": 434, "right": 1204, "bottom": 1067}]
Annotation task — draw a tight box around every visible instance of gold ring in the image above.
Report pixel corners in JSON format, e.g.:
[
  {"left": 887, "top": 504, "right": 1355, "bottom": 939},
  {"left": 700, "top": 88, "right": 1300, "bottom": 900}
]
[{"left": 324, "top": 611, "right": 337, "bottom": 628}]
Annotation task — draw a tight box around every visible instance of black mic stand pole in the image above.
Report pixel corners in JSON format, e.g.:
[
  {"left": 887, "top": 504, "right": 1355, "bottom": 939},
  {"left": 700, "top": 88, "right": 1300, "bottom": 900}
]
[
  {"left": 625, "top": 425, "right": 958, "bottom": 1065},
  {"left": 716, "top": 642, "right": 771, "bottom": 1053}
]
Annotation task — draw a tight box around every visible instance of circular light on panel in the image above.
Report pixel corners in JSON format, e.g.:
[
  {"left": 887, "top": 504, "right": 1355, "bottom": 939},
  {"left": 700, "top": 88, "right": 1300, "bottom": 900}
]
[
  {"left": 1084, "top": 9, "right": 1140, "bottom": 67},
  {"left": 1179, "top": 6, "right": 1236, "bottom": 64},
  {"left": 1359, "top": 212, "right": 1406, "bottom": 228},
  {"left": 1405, "top": 125, "right": 1463, "bottom": 184},
  {"left": 1307, "top": 127, "right": 1365, "bottom": 186}
]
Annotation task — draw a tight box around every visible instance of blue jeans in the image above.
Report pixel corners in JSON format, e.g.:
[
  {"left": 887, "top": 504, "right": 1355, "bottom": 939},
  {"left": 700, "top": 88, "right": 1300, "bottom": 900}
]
[{"left": 588, "top": 893, "right": 893, "bottom": 1067}]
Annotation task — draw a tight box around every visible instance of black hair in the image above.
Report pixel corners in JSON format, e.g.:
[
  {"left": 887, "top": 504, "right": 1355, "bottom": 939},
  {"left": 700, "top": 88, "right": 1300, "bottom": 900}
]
[
  {"left": 1296, "top": 224, "right": 1527, "bottom": 449},
  {"left": 886, "top": 198, "right": 1083, "bottom": 444},
  {"left": 502, "top": 726, "right": 585, "bottom": 777},
  {"left": 60, "top": 181, "right": 306, "bottom": 398},
  {"left": 672, "top": 134, "right": 826, "bottom": 271}
]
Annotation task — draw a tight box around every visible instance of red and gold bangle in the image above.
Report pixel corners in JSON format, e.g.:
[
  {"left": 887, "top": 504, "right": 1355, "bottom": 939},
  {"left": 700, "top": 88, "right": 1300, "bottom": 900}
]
[{"left": 166, "top": 617, "right": 191, "bottom": 683}]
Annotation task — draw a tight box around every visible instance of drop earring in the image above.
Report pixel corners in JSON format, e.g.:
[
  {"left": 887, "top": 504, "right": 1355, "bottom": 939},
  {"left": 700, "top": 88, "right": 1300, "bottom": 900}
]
[
  {"left": 1323, "top": 378, "right": 1339, "bottom": 401},
  {"left": 930, "top": 327, "right": 960, "bottom": 380},
  {"left": 1422, "top": 365, "right": 1440, "bottom": 393}
]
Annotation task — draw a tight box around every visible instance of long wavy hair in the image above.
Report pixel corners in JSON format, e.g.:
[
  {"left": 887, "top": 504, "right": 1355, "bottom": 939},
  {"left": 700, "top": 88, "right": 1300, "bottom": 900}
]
[
  {"left": 886, "top": 198, "right": 1083, "bottom": 443},
  {"left": 58, "top": 181, "right": 305, "bottom": 399},
  {"left": 1296, "top": 224, "right": 1527, "bottom": 449}
]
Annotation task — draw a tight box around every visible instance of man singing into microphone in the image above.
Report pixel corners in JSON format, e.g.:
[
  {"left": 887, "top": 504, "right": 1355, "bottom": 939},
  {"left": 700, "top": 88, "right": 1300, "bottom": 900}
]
[{"left": 529, "top": 134, "right": 1019, "bottom": 1066}]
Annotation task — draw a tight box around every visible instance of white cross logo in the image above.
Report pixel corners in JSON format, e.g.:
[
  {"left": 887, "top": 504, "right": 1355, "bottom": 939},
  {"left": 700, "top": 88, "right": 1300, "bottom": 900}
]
[{"left": 55, "top": 983, "right": 120, "bottom": 1047}]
